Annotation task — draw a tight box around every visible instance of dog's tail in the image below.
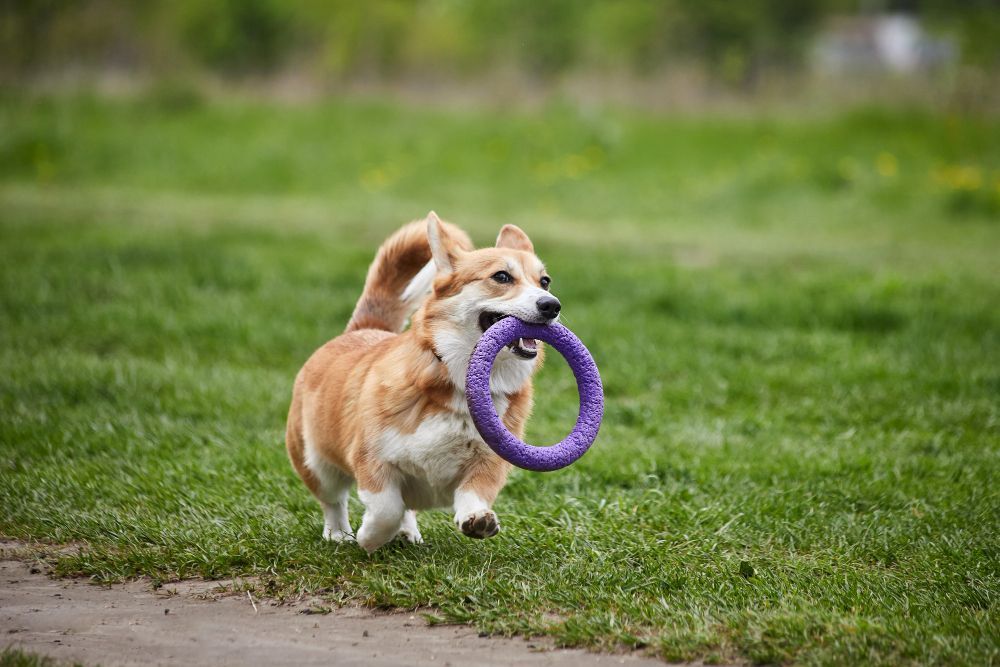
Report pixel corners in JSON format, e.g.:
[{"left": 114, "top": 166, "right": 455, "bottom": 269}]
[{"left": 345, "top": 213, "right": 472, "bottom": 334}]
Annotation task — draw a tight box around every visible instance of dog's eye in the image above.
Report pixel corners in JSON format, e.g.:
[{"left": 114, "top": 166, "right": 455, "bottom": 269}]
[
  {"left": 492, "top": 271, "right": 513, "bottom": 284},
  {"left": 540, "top": 276, "right": 551, "bottom": 290}
]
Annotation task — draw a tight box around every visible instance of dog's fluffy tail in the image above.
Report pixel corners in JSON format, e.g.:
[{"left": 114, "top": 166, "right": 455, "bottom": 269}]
[{"left": 345, "top": 213, "right": 472, "bottom": 334}]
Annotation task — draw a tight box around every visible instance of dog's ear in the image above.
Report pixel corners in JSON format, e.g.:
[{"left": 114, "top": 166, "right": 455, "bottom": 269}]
[
  {"left": 426, "top": 211, "right": 462, "bottom": 273},
  {"left": 495, "top": 224, "right": 534, "bottom": 253}
]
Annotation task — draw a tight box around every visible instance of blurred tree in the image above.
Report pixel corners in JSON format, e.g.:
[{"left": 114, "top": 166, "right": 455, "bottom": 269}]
[
  {"left": 922, "top": 0, "right": 1000, "bottom": 68},
  {"left": 1, "top": 0, "right": 997, "bottom": 87},
  {"left": 579, "top": 0, "right": 671, "bottom": 74},
  {"left": 0, "top": 0, "right": 67, "bottom": 75},
  {"left": 675, "top": 0, "right": 826, "bottom": 85},
  {"left": 177, "top": 0, "right": 292, "bottom": 74}
]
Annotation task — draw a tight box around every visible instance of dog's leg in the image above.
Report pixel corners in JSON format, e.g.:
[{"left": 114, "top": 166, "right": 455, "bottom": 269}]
[
  {"left": 320, "top": 494, "right": 352, "bottom": 542},
  {"left": 313, "top": 465, "right": 354, "bottom": 543},
  {"left": 356, "top": 484, "right": 406, "bottom": 553},
  {"left": 452, "top": 457, "right": 508, "bottom": 539},
  {"left": 396, "top": 510, "right": 423, "bottom": 544},
  {"left": 453, "top": 488, "right": 499, "bottom": 538},
  {"left": 288, "top": 403, "right": 353, "bottom": 542},
  {"left": 454, "top": 471, "right": 509, "bottom": 539}
]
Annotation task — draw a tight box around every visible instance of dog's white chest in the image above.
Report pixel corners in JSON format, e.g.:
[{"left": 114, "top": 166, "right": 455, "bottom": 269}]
[{"left": 376, "top": 405, "right": 501, "bottom": 509}]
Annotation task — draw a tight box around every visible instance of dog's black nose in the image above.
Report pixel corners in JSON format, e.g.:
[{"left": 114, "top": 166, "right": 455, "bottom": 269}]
[{"left": 536, "top": 296, "right": 561, "bottom": 320}]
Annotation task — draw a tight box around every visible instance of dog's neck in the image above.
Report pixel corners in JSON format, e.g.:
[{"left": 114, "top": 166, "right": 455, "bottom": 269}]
[{"left": 411, "top": 317, "right": 536, "bottom": 397}]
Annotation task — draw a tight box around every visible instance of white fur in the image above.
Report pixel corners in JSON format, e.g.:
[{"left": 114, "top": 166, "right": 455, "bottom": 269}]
[
  {"left": 499, "top": 284, "right": 558, "bottom": 325},
  {"left": 321, "top": 499, "right": 353, "bottom": 542},
  {"left": 376, "top": 412, "right": 494, "bottom": 510},
  {"left": 401, "top": 260, "right": 436, "bottom": 304},
  {"left": 397, "top": 510, "right": 423, "bottom": 544},
  {"left": 453, "top": 488, "right": 490, "bottom": 525},
  {"left": 356, "top": 486, "right": 406, "bottom": 553},
  {"left": 355, "top": 398, "right": 505, "bottom": 552},
  {"left": 434, "top": 325, "right": 534, "bottom": 396},
  {"left": 430, "top": 282, "right": 541, "bottom": 395}
]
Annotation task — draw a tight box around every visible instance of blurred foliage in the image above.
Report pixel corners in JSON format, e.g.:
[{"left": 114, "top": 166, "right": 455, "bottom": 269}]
[
  {"left": 926, "top": 0, "right": 1000, "bottom": 67},
  {"left": 1, "top": 0, "right": 998, "bottom": 85},
  {"left": 175, "top": 0, "right": 294, "bottom": 74}
]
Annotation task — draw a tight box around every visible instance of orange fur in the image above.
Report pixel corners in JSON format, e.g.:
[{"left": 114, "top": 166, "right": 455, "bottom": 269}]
[{"left": 346, "top": 219, "right": 472, "bottom": 333}]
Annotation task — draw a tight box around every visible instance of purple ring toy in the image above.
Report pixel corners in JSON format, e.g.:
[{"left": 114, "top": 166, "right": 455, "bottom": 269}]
[{"left": 466, "top": 318, "right": 604, "bottom": 472}]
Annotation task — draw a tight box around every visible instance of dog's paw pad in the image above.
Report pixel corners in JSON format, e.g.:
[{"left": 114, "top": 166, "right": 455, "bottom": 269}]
[{"left": 458, "top": 510, "right": 500, "bottom": 539}]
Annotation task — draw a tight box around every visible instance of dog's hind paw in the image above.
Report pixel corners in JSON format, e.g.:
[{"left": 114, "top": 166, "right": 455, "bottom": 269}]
[
  {"left": 323, "top": 527, "right": 355, "bottom": 543},
  {"left": 398, "top": 528, "right": 424, "bottom": 544},
  {"left": 457, "top": 510, "right": 500, "bottom": 539}
]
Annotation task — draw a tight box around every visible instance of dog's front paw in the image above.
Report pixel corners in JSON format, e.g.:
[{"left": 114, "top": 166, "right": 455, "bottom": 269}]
[
  {"left": 356, "top": 526, "right": 388, "bottom": 554},
  {"left": 457, "top": 510, "right": 500, "bottom": 539}
]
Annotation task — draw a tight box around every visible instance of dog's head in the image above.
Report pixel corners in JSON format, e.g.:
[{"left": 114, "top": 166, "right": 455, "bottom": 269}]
[{"left": 415, "top": 213, "right": 558, "bottom": 389}]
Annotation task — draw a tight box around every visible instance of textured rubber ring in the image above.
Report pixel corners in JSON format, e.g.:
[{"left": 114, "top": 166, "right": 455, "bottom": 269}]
[{"left": 466, "top": 318, "right": 604, "bottom": 472}]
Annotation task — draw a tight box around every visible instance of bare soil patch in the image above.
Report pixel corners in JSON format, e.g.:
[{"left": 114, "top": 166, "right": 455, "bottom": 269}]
[{"left": 0, "top": 557, "right": 668, "bottom": 667}]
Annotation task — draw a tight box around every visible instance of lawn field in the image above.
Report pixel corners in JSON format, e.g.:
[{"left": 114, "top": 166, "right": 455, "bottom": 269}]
[{"left": 1, "top": 92, "right": 998, "bottom": 665}]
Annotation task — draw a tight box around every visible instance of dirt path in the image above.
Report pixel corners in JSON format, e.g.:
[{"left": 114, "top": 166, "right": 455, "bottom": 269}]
[{"left": 0, "top": 558, "right": 668, "bottom": 667}]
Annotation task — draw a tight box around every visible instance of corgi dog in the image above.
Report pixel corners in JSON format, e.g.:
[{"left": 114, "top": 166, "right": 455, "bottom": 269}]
[{"left": 285, "top": 213, "right": 560, "bottom": 553}]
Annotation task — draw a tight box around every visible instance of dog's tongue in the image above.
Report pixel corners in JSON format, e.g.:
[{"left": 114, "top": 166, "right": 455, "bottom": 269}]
[{"left": 519, "top": 337, "right": 537, "bottom": 351}]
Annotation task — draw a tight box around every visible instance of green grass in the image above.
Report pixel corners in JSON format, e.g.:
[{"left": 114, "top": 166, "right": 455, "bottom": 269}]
[
  {"left": 1, "top": 91, "right": 998, "bottom": 665},
  {"left": 0, "top": 649, "right": 86, "bottom": 667}
]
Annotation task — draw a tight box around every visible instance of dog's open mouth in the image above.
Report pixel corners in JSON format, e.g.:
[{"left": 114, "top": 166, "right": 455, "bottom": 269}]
[{"left": 478, "top": 311, "right": 538, "bottom": 359}]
